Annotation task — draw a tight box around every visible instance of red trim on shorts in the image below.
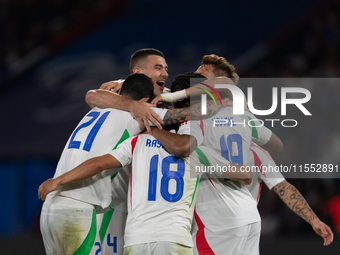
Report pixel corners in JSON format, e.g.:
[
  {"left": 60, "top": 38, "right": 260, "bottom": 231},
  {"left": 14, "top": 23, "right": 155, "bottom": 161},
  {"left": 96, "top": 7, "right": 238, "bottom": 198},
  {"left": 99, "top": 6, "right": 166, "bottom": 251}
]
[
  {"left": 130, "top": 136, "right": 139, "bottom": 211},
  {"left": 194, "top": 209, "right": 215, "bottom": 255}
]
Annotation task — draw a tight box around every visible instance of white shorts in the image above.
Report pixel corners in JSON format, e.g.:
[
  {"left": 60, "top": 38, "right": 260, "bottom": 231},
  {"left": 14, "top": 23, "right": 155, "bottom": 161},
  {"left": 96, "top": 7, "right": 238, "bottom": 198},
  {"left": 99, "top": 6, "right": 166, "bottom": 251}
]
[
  {"left": 94, "top": 208, "right": 127, "bottom": 255},
  {"left": 193, "top": 222, "right": 261, "bottom": 255},
  {"left": 40, "top": 195, "right": 100, "bottom": 255},
  {"left": 124, "top": 242, "right": 192, "bottom": 255}
]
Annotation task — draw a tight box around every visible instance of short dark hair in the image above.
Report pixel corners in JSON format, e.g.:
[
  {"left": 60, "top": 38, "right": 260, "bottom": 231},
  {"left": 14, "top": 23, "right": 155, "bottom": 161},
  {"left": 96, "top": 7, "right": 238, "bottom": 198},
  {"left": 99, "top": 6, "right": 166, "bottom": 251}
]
[
  {"left": 201, "top": 54, "right": 239, "bottom": 84},
  {"left": 120, "top": 73, "right": 154, "bottom": 101},
  {"left": 171, "top": 72, "right": 206, "bottom": 108},
  {"left": 171, "top": 72, "right": 206, "bottom": 92},
  {"left": 130, "top": 48, "right": 165, "bottom": 72}
]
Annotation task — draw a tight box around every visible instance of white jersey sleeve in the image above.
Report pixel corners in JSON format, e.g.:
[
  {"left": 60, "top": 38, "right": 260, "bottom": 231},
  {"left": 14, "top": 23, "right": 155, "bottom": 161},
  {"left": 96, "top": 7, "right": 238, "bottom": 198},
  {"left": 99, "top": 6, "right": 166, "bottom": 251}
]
[
  {"left": 109, "top": 136, "right": 136, "bottom": 167},
  {"left": 246, "top": 142, "right": 285, "bottom": 203},
  {"left": 178, "top": 120, "right": 204, "bottom": 146},
  {"left": 245, "top": 111, "right": 272, "bottom": 145}
]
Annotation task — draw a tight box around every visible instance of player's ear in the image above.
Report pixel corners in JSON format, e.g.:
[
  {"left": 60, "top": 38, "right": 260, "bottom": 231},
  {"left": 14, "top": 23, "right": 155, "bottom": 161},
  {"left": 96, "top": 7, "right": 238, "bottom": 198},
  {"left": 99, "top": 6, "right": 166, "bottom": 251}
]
[
  {"left": 133, "top": 67, "right": 142, "bottom": 74},
  {"left": 201, "top": 64, "right": 207, "bottom": 71}
]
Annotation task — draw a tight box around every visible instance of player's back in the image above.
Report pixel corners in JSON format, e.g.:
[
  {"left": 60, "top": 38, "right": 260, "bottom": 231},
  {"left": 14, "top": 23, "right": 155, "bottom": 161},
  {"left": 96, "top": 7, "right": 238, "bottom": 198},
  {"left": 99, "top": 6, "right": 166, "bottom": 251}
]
[
  {"left": 50, "top": 107, "right": 134, "bottom": 210},
  {"left": 120, "top": 134, "right": 198, "bottom": 248},
  {"left": 185, "top": 107, "right": 264, "bottom": 232},
  {"left": 198, "top": 106, "right": 255, "bottom": 165}
]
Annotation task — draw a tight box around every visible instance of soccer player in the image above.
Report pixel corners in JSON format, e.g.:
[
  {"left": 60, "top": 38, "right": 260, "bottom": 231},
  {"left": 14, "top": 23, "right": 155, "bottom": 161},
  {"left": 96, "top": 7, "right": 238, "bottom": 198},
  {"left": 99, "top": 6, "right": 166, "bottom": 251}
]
[
  {"left": 149, "top": 72, "right": 283, "bottom": 255},
  {"left": 85, "top": 48, "right": 169, "bottom": 133},
  {"left": 196, "top": 54, "right": 239, "bottom": 82},
  {"left": 85, "top": 51, "right": 235, "bottom": 255},
  {"left": 98, "top": 48, "right": 168, "bottom": 96},
  {"left": 246, "top": 142, "right": 334, "bottom": 246},
  {"left": 39, "top": 73, "right": 167, "bottom": 255},
  {"left": 194, "top": 54, "right": 333, "bottom": 247},
  {"left": 39, "top": 126, "right": 251, "bottom": 255}
]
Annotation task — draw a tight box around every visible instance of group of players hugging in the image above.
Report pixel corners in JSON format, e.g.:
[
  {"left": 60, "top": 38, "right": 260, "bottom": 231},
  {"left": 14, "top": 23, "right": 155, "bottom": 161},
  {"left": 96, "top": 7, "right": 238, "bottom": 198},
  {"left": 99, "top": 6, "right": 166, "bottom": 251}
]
[{"left": 38, "top": 49, "right": 333, "bottom": 255}]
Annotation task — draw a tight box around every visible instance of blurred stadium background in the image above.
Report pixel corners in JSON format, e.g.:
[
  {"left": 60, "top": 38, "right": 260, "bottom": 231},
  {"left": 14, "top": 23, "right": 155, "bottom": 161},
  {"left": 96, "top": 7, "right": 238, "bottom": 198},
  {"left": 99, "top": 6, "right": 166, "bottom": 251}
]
[{"left": 1, "top": 0, "right": 340, "bottom": 254}]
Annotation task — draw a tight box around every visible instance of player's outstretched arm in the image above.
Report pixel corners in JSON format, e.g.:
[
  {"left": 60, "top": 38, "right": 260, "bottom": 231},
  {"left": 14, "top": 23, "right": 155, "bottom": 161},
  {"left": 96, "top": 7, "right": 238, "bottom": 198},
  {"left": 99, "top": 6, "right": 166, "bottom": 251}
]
[
  {"left": 150, "top": 127, "right": 196, "bottom": 157},
  {"left": 272, "top": 180, "right": 334, "bottom": 246},
  {"left": 86, "top": 90, "right": 163, "bottom": 133},
  {"left": 99, "top": 79, "right": 124, "bottom": 93},
  {"left": 86, "top": 89, "right": 130, "bottom": 109},
  {"left": 38, "top": 154, "right": 121, "bottom": 201},
  {"left": 151, "top": 77, "right": 235, "bottom": 105},
  {"left": 161, "top": 97, "right": 232, "bottom": 126}
]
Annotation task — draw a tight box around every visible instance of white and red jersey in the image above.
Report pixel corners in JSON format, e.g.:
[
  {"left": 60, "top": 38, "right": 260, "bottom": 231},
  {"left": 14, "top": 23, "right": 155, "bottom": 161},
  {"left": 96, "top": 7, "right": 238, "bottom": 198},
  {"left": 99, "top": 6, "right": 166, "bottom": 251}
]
[
  {"left": 246, "top": 142, "right": 285, "bottom": 204},
  {"left": 179, "top": 107, "right": 273, "bottom": 232},
  {"left": 48, "top": 107, "right": 167, "bottom": 211},
  {"left": 110, "top": 134, "right": 199, "bottom": 248},
  {"left": 109, "top": 134, "right": 231, "bottom": 248}
]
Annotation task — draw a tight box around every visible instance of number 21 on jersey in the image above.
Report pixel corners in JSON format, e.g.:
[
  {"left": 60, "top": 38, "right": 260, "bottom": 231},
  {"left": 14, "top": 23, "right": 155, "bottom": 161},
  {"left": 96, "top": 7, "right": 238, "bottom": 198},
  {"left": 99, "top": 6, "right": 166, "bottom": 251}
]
[
  {"left": 147, "top": 155, "right": 185, "bottom": 203},
  {"left": 68, "top": 111, "right": 110, "bottom": 152}
]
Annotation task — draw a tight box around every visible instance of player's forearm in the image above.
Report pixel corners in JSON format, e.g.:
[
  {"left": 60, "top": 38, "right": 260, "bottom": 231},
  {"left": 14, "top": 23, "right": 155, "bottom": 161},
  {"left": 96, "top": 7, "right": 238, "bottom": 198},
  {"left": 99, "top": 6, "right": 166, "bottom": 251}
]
[
  {"left": 86, "top": 89, "right": 136, "bottom": 111},
  {"left": 272, "top": 180, "right": 318, "bottom": 224},
  {"left": 162, "top": 98, "right": 232, "bottom": 126},
  {"left": 57, "top": 158, "right": 106, "bottom": 185},
  {"left": 186, "top": 77, "right": 235, "bottom": 99},
  {"left": 151, "top": 128, "right": 194, "bottom": 157},
  {"left": 162, "top": 108, "right": 190, "bottom": 126},
  {"left": 57, "top": 154, "right": 121, "bottom": 185},
  {"left": 160, "top": 77, "right": 235, "bottom": 105},
  {"left": 190, "top": 98, "right": 232, "bottom": 120}
]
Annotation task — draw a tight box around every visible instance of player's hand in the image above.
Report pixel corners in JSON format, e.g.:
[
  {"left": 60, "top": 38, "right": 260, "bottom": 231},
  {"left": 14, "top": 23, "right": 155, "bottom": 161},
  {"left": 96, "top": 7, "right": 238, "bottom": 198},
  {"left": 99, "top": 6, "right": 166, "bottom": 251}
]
[
  {"left": 99, "top": 79, "right": 124, "bottom": 93},
  {"left": 151, "top": 95, "right": 164, "bottom": 105},
  {"left": 130, "top": 98, "right": 163, "bottom": 135},
  {"left": 310, "top": 218, "right": 334, "bottom": 246},
  {"left": 38, "top": 178, "right": 62, "bottom": 201}
]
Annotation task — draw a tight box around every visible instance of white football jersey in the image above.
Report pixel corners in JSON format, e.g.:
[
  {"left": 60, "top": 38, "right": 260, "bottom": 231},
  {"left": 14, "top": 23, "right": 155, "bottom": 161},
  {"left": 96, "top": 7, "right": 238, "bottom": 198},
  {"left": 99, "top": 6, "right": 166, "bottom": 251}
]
[
  {"left": 110, "top": 134, "right": 231, "bottom": 248},
  {"left": 179, "top": 107, "right": 272, "bottom": 231},
  {"left": 48, "top": 107, "right": 167, "bottom": 211},
  {"left": 246, "top": 142, "right": 285, "bottom": 203}
]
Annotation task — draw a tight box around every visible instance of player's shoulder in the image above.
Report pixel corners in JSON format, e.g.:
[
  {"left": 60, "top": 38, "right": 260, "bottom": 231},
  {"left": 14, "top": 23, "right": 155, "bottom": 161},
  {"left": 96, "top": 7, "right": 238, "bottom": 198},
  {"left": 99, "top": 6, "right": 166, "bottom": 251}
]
[{"left": 244, "top": 110, "right": 257, "bottom": 120}]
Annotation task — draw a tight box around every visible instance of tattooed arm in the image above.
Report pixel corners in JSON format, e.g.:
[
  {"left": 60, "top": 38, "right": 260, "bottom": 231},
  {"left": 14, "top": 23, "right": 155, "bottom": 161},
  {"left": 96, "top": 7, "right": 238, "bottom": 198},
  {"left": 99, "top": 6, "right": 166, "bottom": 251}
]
[
  {"left": 162, "top": 97, "right": 232, "bottom": 126},
  {"left": 149, "top": 98, "right": 232, "bottom": 156},
  {"left": 272, "top": 180, "right": 333, "bottom": 246}
]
